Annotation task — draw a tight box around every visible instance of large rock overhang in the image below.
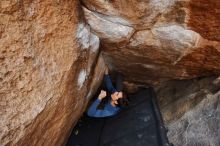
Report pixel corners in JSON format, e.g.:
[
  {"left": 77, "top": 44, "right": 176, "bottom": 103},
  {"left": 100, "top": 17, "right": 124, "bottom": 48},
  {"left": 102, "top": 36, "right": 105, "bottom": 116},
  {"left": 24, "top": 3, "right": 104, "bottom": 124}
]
[{"left": 81, "top": 0, "right": 220, "bottom": 84}]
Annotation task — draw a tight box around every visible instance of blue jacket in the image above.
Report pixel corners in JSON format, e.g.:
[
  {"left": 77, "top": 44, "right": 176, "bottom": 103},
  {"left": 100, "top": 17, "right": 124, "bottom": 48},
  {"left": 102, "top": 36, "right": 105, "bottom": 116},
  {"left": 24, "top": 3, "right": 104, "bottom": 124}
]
[
  {"left": 87, "top": 75, "right": 120, "bottom": 117},
  {"left": 87, "top": 98, "right": 120, "bottom": 117}
]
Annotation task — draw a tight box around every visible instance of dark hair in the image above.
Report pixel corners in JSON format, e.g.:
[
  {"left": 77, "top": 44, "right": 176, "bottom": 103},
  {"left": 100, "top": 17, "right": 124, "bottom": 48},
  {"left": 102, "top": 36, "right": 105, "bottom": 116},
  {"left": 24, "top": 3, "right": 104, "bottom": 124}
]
[
  {"left": 117, "top": 93, "right": 129, "bottom": 108},
  {"left": 97, "top": 91, "right": 129, "bottom": 109}
]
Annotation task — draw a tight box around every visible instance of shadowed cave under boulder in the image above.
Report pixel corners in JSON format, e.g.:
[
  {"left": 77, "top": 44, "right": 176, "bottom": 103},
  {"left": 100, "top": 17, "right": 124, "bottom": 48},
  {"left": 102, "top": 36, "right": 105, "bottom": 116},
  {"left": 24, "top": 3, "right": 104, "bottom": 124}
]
[
  {"left": 66, "top": 72, "right": 220, "bottom": 146},
  {"left": 66, "top": 75, "right": 172, "bottom": 146}
]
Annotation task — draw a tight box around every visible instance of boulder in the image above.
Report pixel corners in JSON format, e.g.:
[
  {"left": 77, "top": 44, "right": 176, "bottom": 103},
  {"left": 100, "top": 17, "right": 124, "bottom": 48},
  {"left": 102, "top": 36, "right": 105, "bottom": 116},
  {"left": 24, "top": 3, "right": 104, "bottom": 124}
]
[
  {"left": 167, "top": 89, "right": 220, "bottom": 146},
  {"left": 0, "top": 0, "right": 102, "bottom": 145},
  {"left": 82, "top": 0, "right": 220, "bottom": 84}
]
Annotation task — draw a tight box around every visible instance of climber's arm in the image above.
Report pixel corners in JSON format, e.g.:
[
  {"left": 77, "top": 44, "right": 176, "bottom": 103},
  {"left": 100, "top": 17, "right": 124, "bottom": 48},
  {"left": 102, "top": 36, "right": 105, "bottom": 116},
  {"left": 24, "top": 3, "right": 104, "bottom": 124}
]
[
  {"left": 87, "top": 90, "right": 108, "bottom": 117},
  {"left": 104, "top": 74, "right": 117, "bottom": 94}
]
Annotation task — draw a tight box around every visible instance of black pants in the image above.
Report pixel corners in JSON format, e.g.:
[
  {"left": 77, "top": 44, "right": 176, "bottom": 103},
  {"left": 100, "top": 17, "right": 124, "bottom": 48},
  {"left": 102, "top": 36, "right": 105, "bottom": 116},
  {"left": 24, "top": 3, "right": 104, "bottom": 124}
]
[
  {"left": 101, "top": 72, "right": 124, "bottom": 93},
  {"left": 115, "top": 72, "right": 124, "bottom": 91}
]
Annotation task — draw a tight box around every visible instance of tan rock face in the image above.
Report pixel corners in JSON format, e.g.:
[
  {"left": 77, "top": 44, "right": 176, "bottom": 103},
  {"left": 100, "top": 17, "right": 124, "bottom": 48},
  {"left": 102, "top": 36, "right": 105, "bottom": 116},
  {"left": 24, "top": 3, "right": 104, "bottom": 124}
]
[
  {"left": 82, "top": 0, "right": 220, "bottom": 84},
  {"left": 81, "top": 0, "right": 176, "bottom": 29},
  {"left": 83, "top": 7, "right": 135, "bottom": 43},
  {"left": 0, "top": 0, "right": 102, "bottom": 146},
  {"left": 188, "top": 0, "right": 220, "bottom": 41}
]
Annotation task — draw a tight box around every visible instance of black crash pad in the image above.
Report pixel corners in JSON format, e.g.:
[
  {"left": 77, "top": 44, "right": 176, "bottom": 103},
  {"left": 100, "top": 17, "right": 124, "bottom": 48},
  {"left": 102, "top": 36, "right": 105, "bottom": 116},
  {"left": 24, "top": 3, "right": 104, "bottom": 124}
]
[{"left": 66, "top": 88, "right": 171, "bottom": 146}]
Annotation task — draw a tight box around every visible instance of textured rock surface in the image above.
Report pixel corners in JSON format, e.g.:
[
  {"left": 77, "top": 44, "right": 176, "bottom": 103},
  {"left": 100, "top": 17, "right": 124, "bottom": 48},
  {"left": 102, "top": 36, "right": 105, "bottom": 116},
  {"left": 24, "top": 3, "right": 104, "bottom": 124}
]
[
  {"left": 0, "top": 0, "right": 102, "bottom": 146},
  {"left": 83, "top": 7, "right": 134, "bottom": 43},
  {"left": 156, "top": 76, "right": 220, "bottom": 122},
  {"left": 81, "top": 0, "right": 176, "bottom": 29},
  {"left": 155, "top": 76, "right": 220, "bottom": 146},
  {"left": 167, "top": 90, "right": 220, "bottom": 146},
  {"left": 82, "top": 0, "right": 220, "bottom": 84},
  {"left": 85, "top": 54, "right": 107, "bottom": 100},
  {"left": 188, "top": 0, "right": 220, "bottom": 41}
]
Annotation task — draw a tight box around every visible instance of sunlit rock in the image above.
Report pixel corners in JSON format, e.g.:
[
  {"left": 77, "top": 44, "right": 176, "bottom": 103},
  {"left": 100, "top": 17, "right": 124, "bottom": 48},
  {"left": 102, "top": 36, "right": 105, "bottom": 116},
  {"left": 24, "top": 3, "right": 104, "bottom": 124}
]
[
  {"left": 83, "top": 7, "right": 135, "bottom": 43},
  {"left": 0, "top": 1, "right": 100, "bottom": 146}
]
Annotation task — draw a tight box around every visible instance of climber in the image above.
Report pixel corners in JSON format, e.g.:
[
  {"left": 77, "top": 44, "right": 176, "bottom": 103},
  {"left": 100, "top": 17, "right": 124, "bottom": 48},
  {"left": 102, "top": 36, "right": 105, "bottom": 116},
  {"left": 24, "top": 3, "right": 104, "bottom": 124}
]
[{"left": 87, "top": 68, "right": 129, "bottom": 118}]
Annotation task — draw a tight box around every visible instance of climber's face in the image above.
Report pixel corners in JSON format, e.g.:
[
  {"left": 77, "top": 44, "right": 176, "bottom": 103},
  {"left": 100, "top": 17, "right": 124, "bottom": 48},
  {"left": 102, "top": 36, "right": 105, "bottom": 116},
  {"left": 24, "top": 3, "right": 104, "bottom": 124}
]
[{"left": 111, "top": 91, "right": 123, "bottom": 105}]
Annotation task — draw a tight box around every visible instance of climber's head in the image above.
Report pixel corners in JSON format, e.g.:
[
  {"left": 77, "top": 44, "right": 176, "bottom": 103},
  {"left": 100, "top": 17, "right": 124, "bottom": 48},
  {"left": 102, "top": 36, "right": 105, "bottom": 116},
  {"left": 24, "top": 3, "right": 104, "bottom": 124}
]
[{"left": 111, "top": 91, "right": 129, "bottom": 108}]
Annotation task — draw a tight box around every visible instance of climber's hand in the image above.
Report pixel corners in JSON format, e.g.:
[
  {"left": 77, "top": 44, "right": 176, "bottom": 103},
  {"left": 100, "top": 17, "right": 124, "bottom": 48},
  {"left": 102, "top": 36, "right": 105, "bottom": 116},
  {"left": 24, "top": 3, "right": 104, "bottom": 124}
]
[
  {"left": 104, "top": 66, "right": 109, "bottom": 75},
  {"left": 98, "top": 90, "right": 107, "bottom": 100}
]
